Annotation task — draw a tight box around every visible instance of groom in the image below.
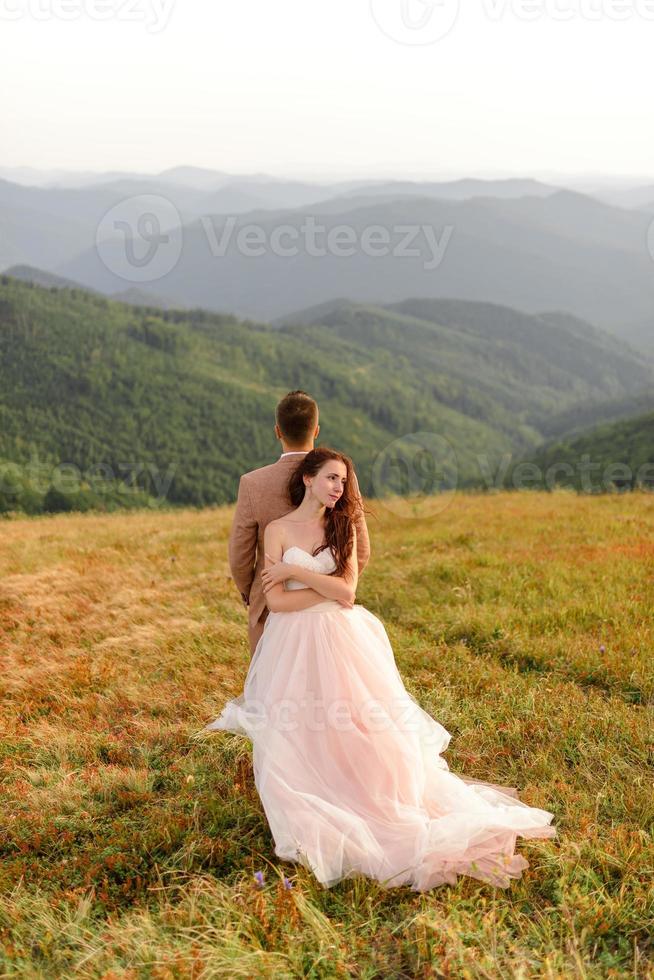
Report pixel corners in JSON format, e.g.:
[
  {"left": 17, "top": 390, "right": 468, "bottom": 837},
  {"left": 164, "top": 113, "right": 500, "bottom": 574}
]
[{"left": 229, "top": 390, "right": 371, "bottom": 655}]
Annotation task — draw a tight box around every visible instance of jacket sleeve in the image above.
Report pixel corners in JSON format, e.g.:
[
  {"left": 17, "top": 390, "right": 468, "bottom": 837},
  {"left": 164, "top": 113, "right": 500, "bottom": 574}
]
[
  {"left": 228, "top": 475, "right": 258, "bottom": 605},
  {"left": 350, "top": 468, "right": 371, "bottom": 575}
]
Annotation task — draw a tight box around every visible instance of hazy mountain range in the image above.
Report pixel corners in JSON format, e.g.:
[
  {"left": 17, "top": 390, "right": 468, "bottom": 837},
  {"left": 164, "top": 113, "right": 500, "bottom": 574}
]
[
  {"left": 1, "top": 164, "right": 653, "bottom": 514},
  {"left": 1, "top": 168, "right": 652, "bottom": 354}
]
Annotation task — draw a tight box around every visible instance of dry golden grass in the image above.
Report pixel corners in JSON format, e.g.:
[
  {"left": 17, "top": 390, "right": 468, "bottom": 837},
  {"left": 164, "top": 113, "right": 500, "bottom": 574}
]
[{"left": 1, "top": 489, "right": 653, "bottom": 978}]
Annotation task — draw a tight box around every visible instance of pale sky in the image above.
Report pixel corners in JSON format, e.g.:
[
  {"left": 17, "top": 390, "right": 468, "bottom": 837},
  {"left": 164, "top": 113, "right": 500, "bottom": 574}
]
[{"left": 2, "top": 0, "right": 653, "bottom": 181}]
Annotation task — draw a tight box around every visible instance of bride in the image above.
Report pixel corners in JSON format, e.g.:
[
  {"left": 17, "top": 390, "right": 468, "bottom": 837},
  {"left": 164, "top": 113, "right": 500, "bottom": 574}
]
[{"left": 204, "top": 447, "right": 556, "bottom": 891}]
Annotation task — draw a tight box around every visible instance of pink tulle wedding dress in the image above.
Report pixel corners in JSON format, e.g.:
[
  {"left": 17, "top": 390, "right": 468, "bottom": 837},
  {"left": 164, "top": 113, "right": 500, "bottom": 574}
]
[{"left": 204, "top": 545, "right": 556, "bottom": 891}]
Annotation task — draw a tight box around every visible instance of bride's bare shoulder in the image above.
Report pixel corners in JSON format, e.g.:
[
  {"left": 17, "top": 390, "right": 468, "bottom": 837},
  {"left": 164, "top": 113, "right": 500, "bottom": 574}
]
[
  {"left": 271, "top": 512, "right": 300, "bottom": 527},
  {"left": 266, "top": 518, "right": 284, "bottom": 533},
  {"left": 264, "top": 522, "right": 285, "bottom": 558},
  {"left": 268, "top": 515, "right": 293, "bottom": 530},
  {"left": 265, "top": 518, "right": 290, "bottom": 544}
]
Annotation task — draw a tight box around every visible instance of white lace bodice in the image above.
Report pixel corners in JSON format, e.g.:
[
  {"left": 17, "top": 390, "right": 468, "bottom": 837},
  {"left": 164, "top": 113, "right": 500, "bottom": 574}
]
[{"left": 282, "top": 545, "right": 337, "bottom": 590}]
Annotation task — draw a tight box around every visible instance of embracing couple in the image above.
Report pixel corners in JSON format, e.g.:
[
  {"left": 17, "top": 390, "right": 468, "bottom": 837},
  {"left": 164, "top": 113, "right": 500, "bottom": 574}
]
[
  {"left": 227, "top": 389, "right": 371, "bottom": 656},
  {"left": 203, "top": 390, "right": 556, "bottom": 893}
]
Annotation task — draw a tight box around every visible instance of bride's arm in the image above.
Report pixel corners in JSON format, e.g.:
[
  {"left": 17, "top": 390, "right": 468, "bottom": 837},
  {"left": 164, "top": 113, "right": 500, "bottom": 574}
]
[
  {"left": 288, "top": 526, "right": 359, "bottom": 604},
  {"left": 262, "top": 522, "right": 327, "bottom": 613}
]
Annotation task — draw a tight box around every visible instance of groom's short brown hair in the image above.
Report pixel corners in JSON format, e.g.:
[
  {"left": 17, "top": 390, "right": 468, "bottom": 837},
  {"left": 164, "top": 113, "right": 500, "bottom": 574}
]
[{"left": 276, "top": 390, "right": 318, "bottom": 445}]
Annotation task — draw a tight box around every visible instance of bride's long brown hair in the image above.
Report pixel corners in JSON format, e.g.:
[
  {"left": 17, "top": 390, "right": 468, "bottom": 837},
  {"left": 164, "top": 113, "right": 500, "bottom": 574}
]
[{"left": 287, "top": 447, "right": 363, "bottom": 577}]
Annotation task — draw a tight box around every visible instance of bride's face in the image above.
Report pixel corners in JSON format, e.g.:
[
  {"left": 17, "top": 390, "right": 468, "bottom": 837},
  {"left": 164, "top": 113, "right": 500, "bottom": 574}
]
[{"left": 306, "top": 459, "right": 348, "bottom": 509}]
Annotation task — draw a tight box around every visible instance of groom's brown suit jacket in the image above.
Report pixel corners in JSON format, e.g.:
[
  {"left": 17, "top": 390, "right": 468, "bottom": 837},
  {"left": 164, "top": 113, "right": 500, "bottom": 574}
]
[{"left": 228, "top": 452, "right": 371, "bottom": 631}]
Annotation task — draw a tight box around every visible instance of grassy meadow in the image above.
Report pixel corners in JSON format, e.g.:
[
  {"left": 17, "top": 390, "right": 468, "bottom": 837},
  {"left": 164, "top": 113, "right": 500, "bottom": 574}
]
[{"left": 1, "top": 489, "right": 653, "bottom": 978}]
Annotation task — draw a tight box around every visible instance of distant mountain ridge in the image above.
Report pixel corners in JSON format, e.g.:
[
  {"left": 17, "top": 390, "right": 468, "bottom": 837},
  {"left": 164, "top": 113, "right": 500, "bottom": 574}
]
[
  {"left": 3, "top": 170, "right": 653, "bottom": 353},
  {"left": 3, "top": 264, "right": 96, "bottom": 293},
  {"left": 50, "top": 189, "right": 654, "bottom": 353},
  {"left": 4, "top": 264, "right": 183, "bottom": 311}
]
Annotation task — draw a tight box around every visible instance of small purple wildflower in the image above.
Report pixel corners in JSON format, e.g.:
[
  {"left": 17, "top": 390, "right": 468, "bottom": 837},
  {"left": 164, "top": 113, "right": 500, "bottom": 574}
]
[
  {"left": 283, "top": 877, "right": 294, "bottom": 890},
  {"left": 599, "top": 644, "right": 606, "bottom": 653},
  {"left": 253, "top": 870, "right": 265, "bottom": 888}
]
